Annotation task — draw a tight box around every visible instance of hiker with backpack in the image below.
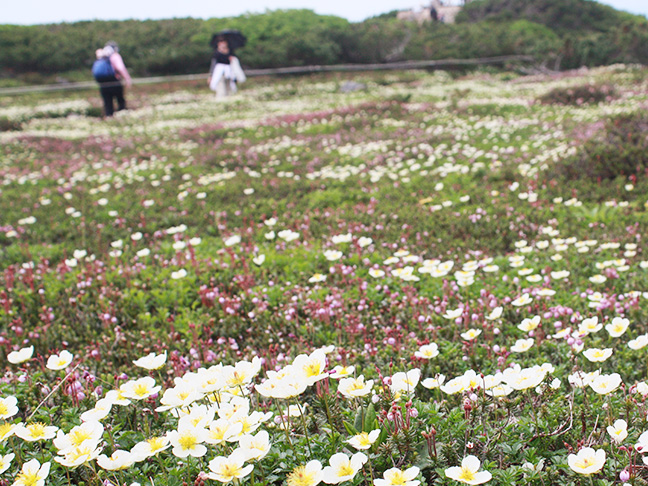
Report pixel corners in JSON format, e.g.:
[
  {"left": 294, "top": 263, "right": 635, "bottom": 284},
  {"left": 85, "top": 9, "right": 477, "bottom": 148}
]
[{"left": 93, "top": 42, "right": 132, "bottom": 117}]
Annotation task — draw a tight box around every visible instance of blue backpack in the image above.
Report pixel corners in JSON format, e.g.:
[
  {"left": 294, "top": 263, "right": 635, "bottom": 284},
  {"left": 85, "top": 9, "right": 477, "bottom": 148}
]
[{"left": 92, "top": 57, "right": 116, "bottom": 82}]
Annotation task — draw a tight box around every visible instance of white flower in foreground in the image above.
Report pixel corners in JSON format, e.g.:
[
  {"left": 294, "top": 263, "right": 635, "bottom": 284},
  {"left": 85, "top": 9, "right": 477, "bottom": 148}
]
[
  {"left": 606, "top": 317, "right": 629, "bottom": 337},
  {"left": 131, "top": 436, "right": 171, "bottom": 460},
  {"left": 511, "top": 339, "right": 534, "bottom": 353},
  {"left": 0, "top": 396, "right": 19, "bottom": 419},
  {"left": 511, "top": 294, "right": 533, "bottom": 306},
  {"left": 461, "top": 329, "right": 481, "bottom": 341},
  {"left": 55, "top": 443, "right": 103, "bottom": 468},
  {"left": 322, "top": 452, "right": 367, "bottom": 484},
  {"left": 286, "top": 460, "right": 323, "bottom": 486},
  {"left": 375, "top": 466, "right": 420, "bottom": 486},
  {"left": 443, "top": 308, "right": 463, "bottom": 320},
  {"left": 445, "top": 455, "right": 492, "bottom": 484},
  {"left": 338, "top": 375, "right": 374, "bottom": 398},
  {"left": 15, "top": 422, "right": 58, "bottom": 441},
  {"left": 324, "top": 250, "right": 343, "bottom": 261},
  {"left": 54, "top": 421, "right": 104, "bottom": 454},
  {"left": 629, "top": 334, "right": 648, "bottom": 350},
  {"left": 168, "top": 426, "right": 208, "bottom": 458},
  {"left": 421, "top": 375, "right": 445, "bottom": 390},
  {"left": 133, "top": 351, "right": 167, "bottom": 370},
  {"left": 8, "top": 346, "right": 34, "bottom": 364},
  {"left": 485, "top": 307, "right": 502, "bottom": 320},
  {"left": 590, "top": 373, "right": 622, "bottom": 395},
  {"left": 309, "top": 273, "right": 327, "bottom": 283},
  {"left": 330, "top": 365, "right": 355, "bottom": 379},
  {"left": 238, "top": 430, "right": 271, "bottom": 461},
  {"left": 390, "top": 369, "right": 421, "bottom": 395},
  {"left": 171, "top": 269, "right": 187, "bottom": 279},
  {"left": 518, "top": 316, "right": 540, "bottom": 332},
  {"left": 120, "top": 377, "right": 161, "bottom": 400},
  {"left": 583, "top": 348, "right": 613, "bottom": 362},
  {"left": 80, "top": 398, "right": 113, "bottom": 422},
  {"left": 224, "top": 235, "right": 241, "bottom": 247},
  {"left": 368, "top": 268, "right": 385, "bottom": 278},
  {"left": 12, "top": 459, "right": 50, "bottom": 486},
  {"left": 208, "top": 450, "right": 254, "bottom": 483},
  {"left": 414, "top": 343, "right": 439, "bottom": 359},
  {"left": 347, "top": 430, "right": 380, "bottom": 450},
  {"left": 607, "top": 419, "right": 628, "bottom": 444},
  {"left": 46, "top": 350, "right": 74, "bottom": 370},
  {"left": 0, "top": 452, "right": 14, "bottom": 474},
  {"left": 567, "top": 447, "right": 605, "bottom": 475},
  {"left": 97, "top": 450, "right": 134, "bottom": 471},
  {"left": 252, "top": 254, "right": 265, "bottom": 266}
]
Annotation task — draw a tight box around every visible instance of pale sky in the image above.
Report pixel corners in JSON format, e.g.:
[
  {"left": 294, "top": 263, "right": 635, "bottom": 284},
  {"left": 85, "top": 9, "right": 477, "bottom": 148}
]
[{"left": 2, "top": 0, "right": 646, "bottom": 24}]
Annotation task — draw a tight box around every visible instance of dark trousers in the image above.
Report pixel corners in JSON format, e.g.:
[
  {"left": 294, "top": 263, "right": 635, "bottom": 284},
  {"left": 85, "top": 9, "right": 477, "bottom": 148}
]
[{"left": 99, "top": 81, "right": 126, "bottom": 117}]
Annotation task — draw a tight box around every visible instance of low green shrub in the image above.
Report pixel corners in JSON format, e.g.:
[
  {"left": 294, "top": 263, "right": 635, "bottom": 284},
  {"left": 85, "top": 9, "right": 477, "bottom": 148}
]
[
  {"left": 537, "top": 83, "right": 615, "bottom": 105},
  {"left": 558, "top": 111, "right": 648, "bottom": 180}
]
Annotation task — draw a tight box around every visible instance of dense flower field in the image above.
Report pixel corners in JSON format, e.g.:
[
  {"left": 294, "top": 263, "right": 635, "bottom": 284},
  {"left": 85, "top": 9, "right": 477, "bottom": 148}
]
[{"left": 1, "top": 65, "right": 648, "bottom": 486}]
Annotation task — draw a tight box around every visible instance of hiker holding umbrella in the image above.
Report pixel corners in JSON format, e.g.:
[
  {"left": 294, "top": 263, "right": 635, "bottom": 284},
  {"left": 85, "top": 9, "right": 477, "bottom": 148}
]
[{"left": 208, "top": 31, "right": 246, "bottom": 98}]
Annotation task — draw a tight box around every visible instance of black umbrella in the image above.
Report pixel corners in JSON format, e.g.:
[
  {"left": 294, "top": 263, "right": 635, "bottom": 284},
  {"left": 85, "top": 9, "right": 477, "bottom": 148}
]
[{"left": 210, "top": 30, "right": 247, "bottom": 51}]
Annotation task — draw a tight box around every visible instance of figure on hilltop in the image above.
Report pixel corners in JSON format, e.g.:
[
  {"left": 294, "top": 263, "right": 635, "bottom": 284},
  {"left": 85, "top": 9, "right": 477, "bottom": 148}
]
[
  {"left": 92, "top": 41, "right": 132, "bottom": 117},
  {"left": 208, "top": 32, "right": 246, "bottom": 99}
]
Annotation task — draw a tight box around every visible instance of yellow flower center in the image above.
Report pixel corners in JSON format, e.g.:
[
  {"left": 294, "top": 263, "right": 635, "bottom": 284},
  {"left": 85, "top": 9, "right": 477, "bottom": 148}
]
[
  {"left": 349, "top": 380, "right": 365, "bottom": 391},
  {"left": 27, "top": 423, "right": 46, "bottom": 438},
  {"left": 0, "top": 404, "right": 8, "bottom": 416},
  {"left": 178, "top": 434, "right": 198, "bottom": 450},
  {"left": 133, "top": 384, "right": 150, "bottom": 397},
  {"left": 16, "top": 471, "right": 40, "bottom": 486},
  {"left": 337, "top": 462, "right": 355, "bottom": 477},
  {"left": 0, "top": 423, "right": 14, "bottom": 440},
  {"left": 70, "top": 429, "right": 92, "bottom": 446},
  {"left": 227, "top": 371, "right": 246, "bottom": 387},
  {"left": 389, "top": 471, "right": 408, "bottom": 486},
  {"left": 458, "top": 467, "right": 476, "bottom": 481},
  {"left": 148, "top": 437, "right": 166, "bottom": 452},
  {"left": 219, "top": 463, "right": 242, "bottom": 480},
  {"left": 287, "top": 466, "right": 317, "bottom": 486},
  {"left": 304, "top": 362, "right": 322, "bottom": 378},
  {"left": 356, "top": 432, "right": 371, "bottom": 446}
]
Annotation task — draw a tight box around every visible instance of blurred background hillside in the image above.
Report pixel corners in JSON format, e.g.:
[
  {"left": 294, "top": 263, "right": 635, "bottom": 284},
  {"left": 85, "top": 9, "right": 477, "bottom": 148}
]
[{"left": 1, "top": 0, "right": 646, "bottom": 85}]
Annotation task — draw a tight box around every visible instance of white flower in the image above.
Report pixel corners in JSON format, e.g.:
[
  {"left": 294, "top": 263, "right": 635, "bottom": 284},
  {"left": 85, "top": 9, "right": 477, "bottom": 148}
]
[
  {"left": 0, "top": 396, "right": 19, "bottom": 420},
  {"left": 606, "top": 317, "right": 629, "bottom": 337},
  {"left": 390, "top": 369, "right": 421, "bottom": 395},
  {"left": 12, "top": 459, "right": 50, "bottom": 486},
  {"left": 567, "top": 447, "right": 605, "bottom": 475},
  {"left": 375, "top": 466, "right": 420, "bottom": 486},
  {"left": 224, "top": 235, "right": 241, "bottom": 247},
  {"left": 132, "top": 352, "right": 167, "bottom": 370},
  {"left": 324, "top": 250, "right": 343, "bottom": 261},
  {"left": 0, "top": 452, "right": 14, "bottom": 474},
  {"left": 309, "top": 273, "right": 327, "bottom": 283},
  {"left": 286, "top": 460, "right": 323, "bottom": 486},
  {"left": 511, "top": 339, "right": 534, "bottom": 353},
  {"left": 582, "top": 348, "right": 613, "bottom": 363},
  {"left": 322, "top": 452, "right": 367, "bottom": 484},
  {"left": 8, "top": 346, "right": 34, "bottom": 364},
  {"left": 445, "top": 455, "right": 492, "bottom": 484},
  {"left": 590, "top": 373, "right": 622, "bottom": 395},
  {"left": 414, "top": 344, "right": 439, "bottom": 359},
  {"left": 46, "top": 350, "right": 74, "bottom": 370},
  {"left": 607, "top": 419, "right": 628, "bottom": 444},
  {"left": 207, "top": 450, "right": 254, "bottom": 483},
  {"left": 347, "top": 430, "right": 380, "bottom": 450}
]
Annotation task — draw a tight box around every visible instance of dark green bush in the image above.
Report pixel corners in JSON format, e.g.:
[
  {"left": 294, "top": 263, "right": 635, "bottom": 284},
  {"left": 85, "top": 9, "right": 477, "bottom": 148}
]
[
  {"left": 557, "top": 112, "right": 648, "bottom": 180},
  {"left": 537, "top": 83, "right": 615, "bottom": 105},
  {"left": 0, "top": 116, "right": 21, "bottom": 131}
]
